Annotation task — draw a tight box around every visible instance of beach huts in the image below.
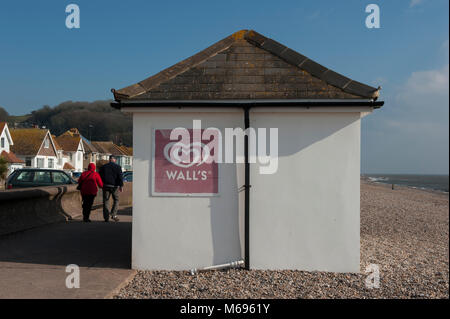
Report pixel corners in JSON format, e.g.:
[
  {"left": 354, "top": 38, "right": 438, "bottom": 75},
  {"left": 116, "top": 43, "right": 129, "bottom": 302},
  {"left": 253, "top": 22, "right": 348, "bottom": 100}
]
[{"left": 111, "top": 30, "right": 383, "bottom": 272}]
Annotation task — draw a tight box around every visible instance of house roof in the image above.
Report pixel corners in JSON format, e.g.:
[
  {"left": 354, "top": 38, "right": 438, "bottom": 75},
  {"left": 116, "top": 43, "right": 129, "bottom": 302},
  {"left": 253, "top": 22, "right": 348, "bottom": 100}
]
[
  {"left": 82, "top": 139, "right": 99, "bottom": 154},
  {"left": 112, "top": 30, "right": 381, "bottom": 103},
  {"left": 0, "top": 122, "right": 13, "bottom": 146},
  {"left": 63, "top": 162, "right": 75, "bottom": 170},
  {"left": 52, "top": 135, "right": 62, "bottom": 151},
  {"left": 0, "top": 150, "right": 24, "bottom": 164},
  {"left": 117, "top": 145, "right": 133, "bottom": 156},
  {"left": 91, "top": 141, "right": 130, "bottom": 156},
  {"left": 10, "top": 128, "right": 49, "bottom": 156},
  {"left": 56, "top": 129, "right": 82, "bottom": 152}
]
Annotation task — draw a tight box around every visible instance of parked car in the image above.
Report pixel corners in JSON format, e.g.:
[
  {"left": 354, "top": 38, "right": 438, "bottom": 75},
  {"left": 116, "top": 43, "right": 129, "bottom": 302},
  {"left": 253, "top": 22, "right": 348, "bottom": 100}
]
[
  {"left": 5, "top": 168, "right": 77, "bottom": 189},
  {"left": 72, "top": 172, "right": 82, "bottom": 179},
  {"left": 123, "top": 171, "right": 133, "bottom": 182}
]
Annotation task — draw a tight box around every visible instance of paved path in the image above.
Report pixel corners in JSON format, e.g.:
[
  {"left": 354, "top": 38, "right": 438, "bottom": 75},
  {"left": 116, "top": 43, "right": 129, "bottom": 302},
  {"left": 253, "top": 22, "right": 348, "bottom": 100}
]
[{"left": 0, "top": 207, "right": 134, "bottom": 298}]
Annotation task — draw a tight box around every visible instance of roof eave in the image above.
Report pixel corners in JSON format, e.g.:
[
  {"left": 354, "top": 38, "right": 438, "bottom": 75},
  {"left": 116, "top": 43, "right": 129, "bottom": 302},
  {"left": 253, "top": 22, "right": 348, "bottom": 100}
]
[{"left": 111, "top": 99, "right": 384, "bottom": 109}]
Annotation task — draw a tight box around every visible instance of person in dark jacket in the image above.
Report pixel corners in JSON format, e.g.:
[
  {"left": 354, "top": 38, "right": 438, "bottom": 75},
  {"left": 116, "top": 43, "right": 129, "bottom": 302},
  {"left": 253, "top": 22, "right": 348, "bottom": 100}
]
[
  {"left": 99, "top": 155, "right": 124, "bottom": 222},
  {"left": 78, "top": 163, "right": 103, "bottom": 222}
]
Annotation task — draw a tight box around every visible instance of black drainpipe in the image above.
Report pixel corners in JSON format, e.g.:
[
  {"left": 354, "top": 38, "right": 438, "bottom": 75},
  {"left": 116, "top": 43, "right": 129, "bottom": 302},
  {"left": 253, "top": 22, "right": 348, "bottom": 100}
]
[{"left": 244, "top": 106, "right": 250, "bottom": 270}]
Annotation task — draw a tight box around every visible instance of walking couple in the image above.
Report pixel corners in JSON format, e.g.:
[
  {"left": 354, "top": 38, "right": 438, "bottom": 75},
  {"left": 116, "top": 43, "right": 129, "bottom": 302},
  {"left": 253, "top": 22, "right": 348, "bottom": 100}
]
[{"left": 77, "top": 155, "right": 124, "bottom": 222}]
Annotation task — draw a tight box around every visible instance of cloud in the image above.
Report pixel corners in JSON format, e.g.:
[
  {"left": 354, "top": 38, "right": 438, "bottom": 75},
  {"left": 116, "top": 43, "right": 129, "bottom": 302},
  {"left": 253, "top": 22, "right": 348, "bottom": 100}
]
[
  {"left": 362, "top": 61, "right": 449, "bottom": 174},
  {"left": 397, "top": 63, "right": 449, "bottom": 100},
  {"left": 410, "top": 0, "right": 424, "bottom": 8}
]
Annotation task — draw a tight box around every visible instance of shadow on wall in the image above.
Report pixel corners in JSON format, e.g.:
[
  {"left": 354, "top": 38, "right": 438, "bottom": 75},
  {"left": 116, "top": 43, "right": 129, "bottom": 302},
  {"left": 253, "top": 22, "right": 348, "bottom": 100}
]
[{"left": 137, "top": 111, "right": 360, "bottom": 267}]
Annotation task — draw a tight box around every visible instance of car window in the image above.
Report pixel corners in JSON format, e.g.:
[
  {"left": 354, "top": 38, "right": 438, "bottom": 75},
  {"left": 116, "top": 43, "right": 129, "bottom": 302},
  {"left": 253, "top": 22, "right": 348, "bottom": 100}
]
[
  {"left": 16, "top": 171, "right": 34, "bottom": 182},
  {"left": 53, "top": 172, "right": 71, "bottom": 184},
  {"left": 7, "top": 171, "right": 19, "bottom": 182},
  {"left": 33, "top": 171, "right": 51, "bottom": 183}
]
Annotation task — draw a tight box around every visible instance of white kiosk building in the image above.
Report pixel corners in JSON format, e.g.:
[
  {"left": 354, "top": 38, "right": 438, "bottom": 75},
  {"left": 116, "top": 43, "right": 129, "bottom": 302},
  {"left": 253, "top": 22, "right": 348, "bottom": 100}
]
[{"left": 111, "top": 30, "right": 383, "bottom": 272}]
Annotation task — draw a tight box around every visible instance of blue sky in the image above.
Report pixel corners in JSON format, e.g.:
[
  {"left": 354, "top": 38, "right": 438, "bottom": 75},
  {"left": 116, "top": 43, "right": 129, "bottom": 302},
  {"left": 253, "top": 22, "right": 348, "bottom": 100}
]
[{"left": 0, "top": 0, "right": 448, "bottom": 174}]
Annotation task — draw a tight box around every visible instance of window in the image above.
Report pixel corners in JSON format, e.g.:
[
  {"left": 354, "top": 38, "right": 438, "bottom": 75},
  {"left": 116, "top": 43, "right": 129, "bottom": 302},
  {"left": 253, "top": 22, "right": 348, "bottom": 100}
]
[
  {"left": 44, "top": 137, "right": 49, "bottom": 148},
  {"left": 48, "top": 158, "right": 54, "bottom": 168},
  {"left": 25, "top": 157, "right": 32, "bottom": 167},
  {"left": 58, "top": 156, "right": 62, "bottom": 165},
  {"left": 78, "top": 152, "right": 81, "bottom": 162},
  {"left": 16, "top": 171, "right": 34, "bottom": 182},
  {"left": 1, "top": 137, "right": 4, "bottom": 149},
  {"left": 37, "top": 158, "right": 45, "bottom": 168},
  {"left": 69, "top": 153, "right": 73, "bottom": 161},
  {"left": 124, "top": 157, "right": 130, "bottom": 165},
  {"left": 33, "top": 171, "right": 51, "bottom": 183},
  {"left": 52, "top": 172, "right": 70, "bottom": 184}
]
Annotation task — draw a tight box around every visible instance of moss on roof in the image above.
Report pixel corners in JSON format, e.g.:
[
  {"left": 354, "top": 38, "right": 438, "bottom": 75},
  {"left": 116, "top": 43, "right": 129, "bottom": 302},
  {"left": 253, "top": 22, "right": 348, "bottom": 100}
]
[
  {"left": 56, "top": 129, "right": 82, "bottom": 152},
  {"left": 10, "top": 128, "right": 48, "bottom": 156}
]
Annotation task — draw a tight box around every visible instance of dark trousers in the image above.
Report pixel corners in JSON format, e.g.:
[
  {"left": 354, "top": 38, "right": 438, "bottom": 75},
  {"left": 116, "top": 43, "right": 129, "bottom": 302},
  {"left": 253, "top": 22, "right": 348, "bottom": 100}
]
[
  {"left": 82, "top": 194, "right": 96, "bottom": 221},
  {"left": 103, "top": 186, "right": 119, "bottom": 221}
]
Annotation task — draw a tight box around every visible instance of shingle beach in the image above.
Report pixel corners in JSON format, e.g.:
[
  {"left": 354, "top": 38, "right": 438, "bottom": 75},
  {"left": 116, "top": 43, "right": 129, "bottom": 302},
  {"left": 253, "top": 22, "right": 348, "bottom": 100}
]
[{"left": 115, "top": 180, "right": 449, "bottom": 299}]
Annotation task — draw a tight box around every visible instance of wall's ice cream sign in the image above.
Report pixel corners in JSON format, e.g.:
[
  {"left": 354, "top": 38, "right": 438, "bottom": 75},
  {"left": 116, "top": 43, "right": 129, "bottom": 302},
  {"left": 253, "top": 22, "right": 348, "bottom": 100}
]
[
  {"left": 152, "top": 120, "right": 279, "bottom": 196},
  {"left": 153, "top": 128, "right": 219, "bottom": 196}
]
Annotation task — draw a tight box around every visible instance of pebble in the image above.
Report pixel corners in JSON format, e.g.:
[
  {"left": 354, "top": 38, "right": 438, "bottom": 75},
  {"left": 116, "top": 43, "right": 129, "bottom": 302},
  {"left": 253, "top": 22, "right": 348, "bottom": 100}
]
[{"left": 115, "top": 181, "right": 449, "bottom": 299}]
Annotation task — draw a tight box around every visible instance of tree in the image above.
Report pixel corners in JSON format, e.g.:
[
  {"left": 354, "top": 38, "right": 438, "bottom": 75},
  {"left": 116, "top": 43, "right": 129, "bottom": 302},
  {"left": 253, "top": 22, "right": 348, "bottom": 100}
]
[
  {"left": 27, "top": 100, "right": 133, "bottom": 146},
  {"left": 0, "top": 156, "right": 8, "bottom": 181},
  {"left": 0, "top": 106, "right": 9, "bottom": 122}
]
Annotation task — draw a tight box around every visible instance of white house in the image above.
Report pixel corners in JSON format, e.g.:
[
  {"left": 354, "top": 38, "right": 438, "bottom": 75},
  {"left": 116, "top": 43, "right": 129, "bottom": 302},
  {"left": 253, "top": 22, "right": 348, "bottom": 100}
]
[
  {"left": 0, "top": 122, "right": 24, "bottom": 175},
  {"left": 55, "top": 128, "right": 85, "bottom": 173},
  {"left": 111, "top": 30, "right": 383, "bottom": 272},
  {"left": 10, "top": 128, "right": 58, "bottom": 170}
]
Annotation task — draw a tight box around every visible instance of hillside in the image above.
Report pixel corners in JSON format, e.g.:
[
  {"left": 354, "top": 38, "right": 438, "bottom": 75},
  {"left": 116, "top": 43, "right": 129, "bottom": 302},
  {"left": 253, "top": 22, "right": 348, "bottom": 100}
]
[{"left": 1, "top": 101, "right": 132, "bottom": 146}]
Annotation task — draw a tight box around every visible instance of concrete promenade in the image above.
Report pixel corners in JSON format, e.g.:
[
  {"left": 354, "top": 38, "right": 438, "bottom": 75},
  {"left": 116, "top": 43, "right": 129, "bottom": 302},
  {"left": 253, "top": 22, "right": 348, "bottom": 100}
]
[{"left": 0, "top": 207, "right": 134, "bottom": 299}]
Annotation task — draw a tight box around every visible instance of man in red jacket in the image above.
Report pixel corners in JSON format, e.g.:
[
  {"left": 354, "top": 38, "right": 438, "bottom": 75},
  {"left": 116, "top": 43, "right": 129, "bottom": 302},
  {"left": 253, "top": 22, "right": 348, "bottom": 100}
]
[{"left": 78, "top": 163, "right": 103, "bottom": 222}]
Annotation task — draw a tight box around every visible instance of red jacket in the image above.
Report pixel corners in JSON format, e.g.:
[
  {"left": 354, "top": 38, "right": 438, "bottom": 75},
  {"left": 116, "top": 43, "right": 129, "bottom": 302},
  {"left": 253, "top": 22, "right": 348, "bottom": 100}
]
[{"left": 78, "top": 163, "right": 103, "bottom": 195}]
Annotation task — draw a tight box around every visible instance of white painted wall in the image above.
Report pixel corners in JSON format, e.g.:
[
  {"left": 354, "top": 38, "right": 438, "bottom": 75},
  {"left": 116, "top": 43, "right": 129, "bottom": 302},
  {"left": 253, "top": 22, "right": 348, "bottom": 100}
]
[
  {"left": 249, "top": 110, "right": 363, "bottom": 272},
  {"left": 0, "top": 126, "right": 11, "bottom": 153},
  {"left": 65, "top": 144, "right": 84, "bottom": 172},
  {"left": 132, "top": 110, "right": 243, "bottom": 270},
  {"left": 34, "top": 155, "right": 58, "bottom": 169},
  {"left": 131, "top": 106, "right": 370, "bottom": 272},
  {"left": 8, "top": 163, "right": 23, "bottom": 176}
]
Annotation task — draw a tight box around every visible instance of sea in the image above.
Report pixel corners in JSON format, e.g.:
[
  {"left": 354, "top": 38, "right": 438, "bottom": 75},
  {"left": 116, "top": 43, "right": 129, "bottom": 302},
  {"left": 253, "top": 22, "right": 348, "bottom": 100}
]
[{"left": 362, "top": 174, "right": 449, "bottom": 193}]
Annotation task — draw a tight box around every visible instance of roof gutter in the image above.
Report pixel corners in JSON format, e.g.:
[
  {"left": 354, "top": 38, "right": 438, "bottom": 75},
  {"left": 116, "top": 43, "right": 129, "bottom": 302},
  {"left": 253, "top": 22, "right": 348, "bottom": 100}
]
[{"left": 111, "top": 99, "right": 384, "bottom": 109}]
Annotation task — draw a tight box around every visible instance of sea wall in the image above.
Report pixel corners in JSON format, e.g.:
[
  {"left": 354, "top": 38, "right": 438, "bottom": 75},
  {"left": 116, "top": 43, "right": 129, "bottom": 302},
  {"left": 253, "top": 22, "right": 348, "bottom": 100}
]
[{"left": 0, "top": 183, "right": 132, "bottom": 236}]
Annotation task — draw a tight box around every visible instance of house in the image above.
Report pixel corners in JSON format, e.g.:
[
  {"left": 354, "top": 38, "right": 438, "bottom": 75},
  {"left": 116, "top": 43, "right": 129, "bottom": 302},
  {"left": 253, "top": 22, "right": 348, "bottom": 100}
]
[
  {"left": 10, "top": 128, "right": 58, "bottom": 169},
  {"left": 116, "top": 145, "right": 133, "bottom": 171},
  {"left": 82, "top": 139, "right": 100, "bottom": 170},
  {"left": 55, "top": 128, "right": 85, "bottom": 173},
  {"left": 111, "top": 30, "right": 383, "bottom": 272},
  {"left": 0, "top": 122, "right": 24, "bottom": 175},
  {"left": 51, "top": 134, "right": 76, "bottom": 173},
  {"left": 90, "top": 141, "right": 133, "bottom": 172}
]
